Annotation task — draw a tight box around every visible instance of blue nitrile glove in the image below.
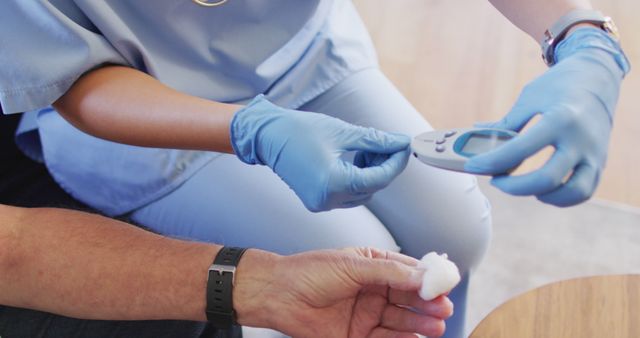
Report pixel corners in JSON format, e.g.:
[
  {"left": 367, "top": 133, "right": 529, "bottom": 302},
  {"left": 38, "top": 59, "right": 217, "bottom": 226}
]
[
  {"left": 464, "top": 28, "right": 630, "bottom": 207},
  {"left": 230, "top": 95, "right": 411, "bottom": 212}
]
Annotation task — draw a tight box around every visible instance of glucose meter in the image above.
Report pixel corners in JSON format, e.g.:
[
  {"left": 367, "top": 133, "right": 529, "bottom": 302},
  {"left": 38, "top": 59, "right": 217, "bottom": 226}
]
[{"left": 411, "top": 128, "right": 518, "bottom": 173}]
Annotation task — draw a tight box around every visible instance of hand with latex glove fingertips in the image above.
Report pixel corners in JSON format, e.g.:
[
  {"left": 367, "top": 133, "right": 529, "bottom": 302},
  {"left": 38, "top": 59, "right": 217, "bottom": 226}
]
[
  {"left": 231, "top": 95, "right": 411, "bottom": 212},
  {"left": 465, "top": 28, "right": 630, "bottom": 207}
]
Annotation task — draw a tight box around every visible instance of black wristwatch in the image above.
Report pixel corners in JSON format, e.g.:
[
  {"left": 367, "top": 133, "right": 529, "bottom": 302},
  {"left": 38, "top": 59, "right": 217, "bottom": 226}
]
[{"left": 206, "top": 246, "right": 247, "bottom": 328}]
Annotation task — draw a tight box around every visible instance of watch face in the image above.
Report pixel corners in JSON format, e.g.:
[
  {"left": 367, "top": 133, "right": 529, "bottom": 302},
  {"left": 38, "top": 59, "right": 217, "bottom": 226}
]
[
  {"left": 604, "top": 17, "right": 621, "bottom": 40},
  {"left": 542, "top": 31, "right": 556, "bottom": 66}
]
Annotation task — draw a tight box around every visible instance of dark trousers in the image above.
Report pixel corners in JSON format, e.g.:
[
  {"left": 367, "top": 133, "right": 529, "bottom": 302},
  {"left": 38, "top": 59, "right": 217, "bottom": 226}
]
[{"left": 0, "top": 113, "right": 241, "bottom": 338}]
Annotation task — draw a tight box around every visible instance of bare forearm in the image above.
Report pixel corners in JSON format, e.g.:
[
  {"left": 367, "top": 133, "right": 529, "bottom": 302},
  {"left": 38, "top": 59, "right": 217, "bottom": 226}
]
[
  {"left": 53, "top": 65, "right": 242, "bottom": 153},
  {"left": 0, "top": 204, "right": 218, "bottom": 321},
  {"left": 488, "top": 0, "right": 593, "bottom": 41},
  {"left": 0, "top": 205, "right": 454, "bottom": 336},
  {"left": 0, "top": 204, "right": 281, "bottom": 324}
]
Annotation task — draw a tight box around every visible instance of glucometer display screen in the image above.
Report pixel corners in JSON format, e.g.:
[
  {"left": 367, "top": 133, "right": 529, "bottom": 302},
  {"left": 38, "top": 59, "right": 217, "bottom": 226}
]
[{"left": 459, "top": 133, "right": 512, "bottom": 156}]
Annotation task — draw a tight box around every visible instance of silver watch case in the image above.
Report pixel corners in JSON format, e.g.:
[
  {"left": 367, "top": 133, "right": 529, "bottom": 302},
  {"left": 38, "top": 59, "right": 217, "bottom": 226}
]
[{"left": 541, "top": 9, "right": 619, "bottom": 66}]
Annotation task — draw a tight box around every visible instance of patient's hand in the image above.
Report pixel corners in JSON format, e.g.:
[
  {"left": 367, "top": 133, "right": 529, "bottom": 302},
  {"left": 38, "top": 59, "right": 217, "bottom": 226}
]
[{"left": 234, "top": 247, "right": 453, "bottom": 338}]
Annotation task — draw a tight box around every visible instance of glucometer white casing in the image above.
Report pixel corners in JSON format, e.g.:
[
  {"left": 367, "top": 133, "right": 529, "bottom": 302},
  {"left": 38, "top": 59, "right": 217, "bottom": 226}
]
[{"left": 411, "top": 128, "right": 518, "bottom": 173}]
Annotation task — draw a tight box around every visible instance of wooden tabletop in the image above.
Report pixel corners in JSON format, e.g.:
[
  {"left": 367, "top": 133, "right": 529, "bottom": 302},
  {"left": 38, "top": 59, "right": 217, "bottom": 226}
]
[{"left": 470, "top": 274, "right": 640, "bottom": 338}]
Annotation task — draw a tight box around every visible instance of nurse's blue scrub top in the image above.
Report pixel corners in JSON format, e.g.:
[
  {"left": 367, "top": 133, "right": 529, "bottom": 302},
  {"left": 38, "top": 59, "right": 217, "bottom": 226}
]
[{"left": 0, "top": 0, "right": 377, "bottom": 215}]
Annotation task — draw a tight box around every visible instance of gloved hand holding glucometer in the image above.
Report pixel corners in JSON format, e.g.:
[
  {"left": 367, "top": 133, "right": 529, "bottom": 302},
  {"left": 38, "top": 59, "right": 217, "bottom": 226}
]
[{"left": 413, "top": 10, "right": 630, "bottom": 207}]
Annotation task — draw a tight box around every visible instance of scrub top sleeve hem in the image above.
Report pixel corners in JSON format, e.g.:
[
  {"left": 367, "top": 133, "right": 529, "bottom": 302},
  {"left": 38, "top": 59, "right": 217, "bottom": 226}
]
[{"left": 0, "top": 62, "right": 128, "bottom": 115}]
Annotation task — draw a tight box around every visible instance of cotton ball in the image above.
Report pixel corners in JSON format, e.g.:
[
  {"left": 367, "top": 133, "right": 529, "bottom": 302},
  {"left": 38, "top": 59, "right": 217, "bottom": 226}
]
[{"left": 418, "top": 252, "right": 461, "bottom": 301}]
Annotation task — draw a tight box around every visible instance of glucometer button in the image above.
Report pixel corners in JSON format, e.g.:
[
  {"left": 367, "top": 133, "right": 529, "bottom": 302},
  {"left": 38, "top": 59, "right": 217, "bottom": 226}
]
[
  {"left": 444, "top": 130, "right": 457, "bottom": 138},
  {"left": 436, "top": 145, "right": 446, "bottom": 153},
  {"left": 436, "top": 138, "right": 446, "bottom": 144}
]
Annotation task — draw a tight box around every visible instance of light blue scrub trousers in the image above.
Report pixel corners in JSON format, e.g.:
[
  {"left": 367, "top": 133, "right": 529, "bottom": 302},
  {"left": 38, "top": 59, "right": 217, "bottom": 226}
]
[{"left": 130, "top": 68, "right": 492, "bottom": 338}]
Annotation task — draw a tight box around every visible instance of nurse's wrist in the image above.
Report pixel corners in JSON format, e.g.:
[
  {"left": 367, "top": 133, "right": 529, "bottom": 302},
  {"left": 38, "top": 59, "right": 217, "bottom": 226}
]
[
  {"left": 229, "top": 94, "right": 284, "bottom": 165},
  {"left": 196, "top": 99, "right": 242, "bottom": 154}
]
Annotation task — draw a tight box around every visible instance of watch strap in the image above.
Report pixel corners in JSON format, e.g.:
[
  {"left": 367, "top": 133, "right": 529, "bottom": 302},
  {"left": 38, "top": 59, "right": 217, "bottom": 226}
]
[
  {"left": 541, "top": 9, "right": 616, "bottom": 66},
  {"left": 206, "top": 247, "right": 247, "bottom": 328}
]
